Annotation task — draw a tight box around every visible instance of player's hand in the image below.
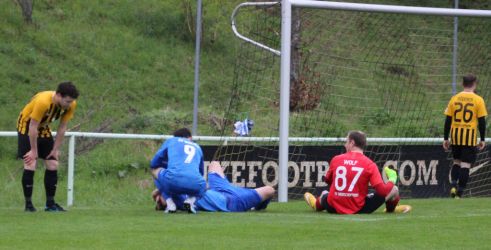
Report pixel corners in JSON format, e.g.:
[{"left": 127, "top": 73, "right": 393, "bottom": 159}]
[
  {"left": 23, "top": 150, "right": 38, "bottom": 166},
  {"left": 443, "top": 140, "right": 450, "bottom": 151},
  {"left": 478, "top": 140, "right": 486, "bottom": 151},
  {"left": 46, "top": 149, "right": 59, "bottom": 161}
]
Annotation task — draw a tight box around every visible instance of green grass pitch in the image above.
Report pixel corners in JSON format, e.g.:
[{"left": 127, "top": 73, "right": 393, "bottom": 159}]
[{"left": 1, "top": 198, "right": 490, "bottom": 249}]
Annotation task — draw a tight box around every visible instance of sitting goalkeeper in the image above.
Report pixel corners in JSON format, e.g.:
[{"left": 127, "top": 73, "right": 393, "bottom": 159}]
[
  {"left": 304, "top": 131, "right": 411, "bottom": 214},
  {"left": 152, "top": 161, "right": 275, "bottom": 212}
]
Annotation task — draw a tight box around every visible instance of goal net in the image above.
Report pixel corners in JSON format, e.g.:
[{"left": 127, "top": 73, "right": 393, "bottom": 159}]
[{"left": 213, "top": 0, "right": 491, "bottom": 200}]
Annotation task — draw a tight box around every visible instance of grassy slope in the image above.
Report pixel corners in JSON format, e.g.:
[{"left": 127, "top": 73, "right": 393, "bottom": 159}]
[
  {"left": 0, "top": 0, "right": 237, "bottom": 207},
  {"left": 1, "top": 199, "right": 491, "bottom": 249},
  {"left": 1, "top": 1, "right": 491, "bottom": 206},
  {"left": 0, "top": 0, "right": 237, "bottom": 134}
]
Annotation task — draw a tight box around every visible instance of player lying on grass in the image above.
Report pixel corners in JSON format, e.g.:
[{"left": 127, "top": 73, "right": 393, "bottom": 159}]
[
  {"left": 304, "top": 130, "right": 411, "bottom": 214},
  {"left": 153, "top": 161, "right": 275, "bottom": 213}
]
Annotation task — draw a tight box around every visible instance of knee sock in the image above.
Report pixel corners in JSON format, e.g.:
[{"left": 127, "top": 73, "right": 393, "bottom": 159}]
[
  {"left": 316, "top": 193, "right": 329, "bottom": 211},
  {"left": 254, "top": 199, "right": 271, "bottom": 211},
  {"left": 451, "top": 164, "right": 461, "bottom": 188},
  {"left": 457, "top": 168, "right": 470, "bottom": 196},
  {"left": 22, "top": 170, "right": 35, "bottom": 204},
  {"left": 385, "top": 195, "right": 400, "bottom": 213},
  {"left": 44, "top": 170, "right": 58, "bottom": 206}
]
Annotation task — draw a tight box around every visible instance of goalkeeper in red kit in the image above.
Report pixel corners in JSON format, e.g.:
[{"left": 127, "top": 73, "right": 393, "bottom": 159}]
[{"left": 304, "top": 131, "right": 411, "bottom": 214}]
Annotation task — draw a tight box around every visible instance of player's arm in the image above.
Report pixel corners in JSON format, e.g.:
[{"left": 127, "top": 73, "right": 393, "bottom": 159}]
[
  {"left": 46, "top": 121, "right": 68, "bottom": 161},
  {"left": 369, "top": 163, "right": 397, "bottom": 200},
  {"left": 443, "top": 98, "right": 455, "bottom": 150},
  {"left": 443, "top": 115, "right": 452, "bottom": 150},
  {"left": 324, "top": 165, "right": 333, "bottom": 185},
  {"left": 477, "top": 98, "right": 487, "bottom": 150},
  {"left": 24, "top": 119, "right": 40, "bottom": 165},
  {"left": 478, "top": 116, "right": 486, "bottom": 150},
  {"left": 199, "top": 156, "right": 204, "bottom": 176},
  {"left": 24, "top": 98, "right": 50, "bottom": 165},
  {"left": 150, "top": 143, "right": 169, "bottom": 169}
]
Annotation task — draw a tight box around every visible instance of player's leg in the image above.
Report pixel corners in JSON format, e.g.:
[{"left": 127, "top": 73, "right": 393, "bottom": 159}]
[
  {"left": 382, "top": 186, "right": 412, "bottom": 213},
  {"left": 455, "top": 146, "right": 477, "bottom": 198},
  {"left": 152, "top": 189, "right": 167, "bottom": 211},
  {"left": 457, "top": 162, "right": 470, "bottom": 198},
  {"left": 208, "top": 161, "right": 225, "bottom": 178},
  {"left": 450, "top": 146, "right": 463, "bottom": 198},
  {"left": 155, "top": 170, "right": 177, "bottom": 213},
  {"left": 18, "top": 133, "right": 37, "bottom": 212},
  {"left": 41, "top": 136, "right": 65, "bottom": 212},
  {"left": 357, "top": 192, "right": 386, "bottom": 214},
  {"left": 252, "top": 186, "right": 275, "bottom": 210},
  {"left": 304, "top": 190, "right": 336, "bottom": 213}
]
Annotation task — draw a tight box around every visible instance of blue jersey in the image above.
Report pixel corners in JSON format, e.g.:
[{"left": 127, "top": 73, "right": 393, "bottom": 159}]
[
  {"left": 150, "top": 137, "right": 204, "bottom": 178},
  {"left": 196, "top": 173, "right": 264, "bottom": 212},
  {"left": 196, "top": 190, "right": 230, "bottom": 212}
]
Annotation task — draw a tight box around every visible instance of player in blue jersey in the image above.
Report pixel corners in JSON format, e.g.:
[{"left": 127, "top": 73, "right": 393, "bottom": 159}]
[
  {"left": 152, "top": 161, "right": 275, "bottom": 212},
  {"left": 150, "top": 128, "right": 206, "bottom": 213},
  {"left": 196, "top": 161, "right": 275, "bottom": 212}
]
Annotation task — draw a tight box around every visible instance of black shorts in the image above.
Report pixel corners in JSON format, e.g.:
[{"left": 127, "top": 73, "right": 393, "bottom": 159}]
[
  {"left": 17, "top": 132, "right": 54, "bottom": 160},
  {"left": 320, "top": 192, "right": 385, "bottom": 214},
  {"left": 451, "top": 145, "right": 478, "bottom": 164}
]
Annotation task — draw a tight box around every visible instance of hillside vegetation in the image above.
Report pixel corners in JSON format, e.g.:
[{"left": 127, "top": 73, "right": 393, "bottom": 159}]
[{"left": 1, "top": 0, "right": 490, "bottom": 207}]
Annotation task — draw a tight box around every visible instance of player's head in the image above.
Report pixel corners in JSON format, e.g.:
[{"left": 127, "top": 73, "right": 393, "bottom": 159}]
[
  {"left": 345, "top": 130, "right": 367, "bottom": 152},
  {"left": 462, "top": 74, "right": 477, "bottom": 89},
  {"left": 173, "top": 127, "right": 192, "bottom": 139},
  {"left": 55, "top": 82, "right": 79, "bottom": 109}
]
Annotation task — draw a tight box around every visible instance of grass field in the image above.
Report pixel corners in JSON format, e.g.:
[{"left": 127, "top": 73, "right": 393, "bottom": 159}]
[{"left": 1, "top": 199, "right": 490, "bottom": 249}]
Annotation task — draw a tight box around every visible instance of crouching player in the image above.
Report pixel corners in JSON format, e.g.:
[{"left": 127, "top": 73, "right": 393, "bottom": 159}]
[
  {"left": 150, "top": 128, "right": 206, "bottom": 213},
  {"left": 304, "top": 131, "right": 411, "bottom": 214},
  {"left": 153, "top": 161, "right": 275, "bottom": 212}
]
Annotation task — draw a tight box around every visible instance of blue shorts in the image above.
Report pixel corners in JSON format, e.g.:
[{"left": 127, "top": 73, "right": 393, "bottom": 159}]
[
  {"left": 207, "top": 172, "right": 262, "bottom": 212},
  {"left": 154, "top": 179, "right": 187, "bottom": 210},
  {"left": 155, "top": 169, "right": 206, "bottom": 199}
]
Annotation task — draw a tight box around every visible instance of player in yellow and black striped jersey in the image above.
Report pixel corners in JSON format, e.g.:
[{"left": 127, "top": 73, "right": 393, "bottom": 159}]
[
  {"left": 17, "top": 82, "right": 79, "bottom": 212},
  {"left": 443, "top": 74, "right": 487, "bottom": 198}
]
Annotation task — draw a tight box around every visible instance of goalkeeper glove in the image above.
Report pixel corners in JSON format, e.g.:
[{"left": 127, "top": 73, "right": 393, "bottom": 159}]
[{"left": 384, "top": 166, "right": 398, "bottom": 185}]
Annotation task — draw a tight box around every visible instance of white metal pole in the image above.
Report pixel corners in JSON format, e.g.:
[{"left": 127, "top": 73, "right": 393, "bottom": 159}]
[
  {"left": 278, "top": 0, "right": 292, "bottom": 202},
  {"left": 192, "top": 0, "right": 203, "bottom": 136},
  {"left": 452, "top": 0, "right": 459, "bottom": 95},
  {"left": 67, "top": 135, "right": 75, "bottom": 207}
]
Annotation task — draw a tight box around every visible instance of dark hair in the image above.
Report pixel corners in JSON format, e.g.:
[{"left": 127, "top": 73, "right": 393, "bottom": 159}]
[
  {"left": 463, "top": 74, "right": 477, "bottom": 88},
  {"left": 348, "top": 130, "right": 367, "bottom": 149},
  {"left": 173, "top": 128, "right": 192, "bottom": 138},
  {"left": 56, "top": 82, "right": 79, "bottom": 99}
]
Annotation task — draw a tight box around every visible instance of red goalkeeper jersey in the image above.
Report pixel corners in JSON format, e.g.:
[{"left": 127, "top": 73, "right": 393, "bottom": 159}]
[{"left": 325, "top": 151, "right": 386, "bottom": 214}]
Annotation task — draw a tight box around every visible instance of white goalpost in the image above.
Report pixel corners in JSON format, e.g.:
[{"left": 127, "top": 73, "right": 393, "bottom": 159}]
[{"left": 231, "top": 0, "right": 491, "bottom": 202}]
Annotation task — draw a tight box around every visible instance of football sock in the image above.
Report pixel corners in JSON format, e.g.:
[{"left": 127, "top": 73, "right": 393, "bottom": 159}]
[
  {"left": 44, "top": 170, "right": 58, "bottom": 206},
  {"left": 316, "top": 193, "right": 329, "bottom": 211},
  {"left": 450, "top": 164, "right": 460, "bottom": 188},
  {"left": 22, "top": 170, "right": 35, "bottom": 203},
  {"left": 254, "top": 199, "right": 271, "bottom": 210},
  {"left": 385, "top": 195, "right": 400, "bottom": 213},
  {"left": 457, "top": 168, "right": 470, "bottom": 196}
]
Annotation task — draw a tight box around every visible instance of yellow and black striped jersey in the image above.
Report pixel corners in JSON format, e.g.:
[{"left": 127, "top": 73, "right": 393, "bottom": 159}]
[
  {"left": 444, "top": 91, "right": 487, "bottom": 146},
  {"left": 17, "top": 91, "right": 77, "bottom": 138}
]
